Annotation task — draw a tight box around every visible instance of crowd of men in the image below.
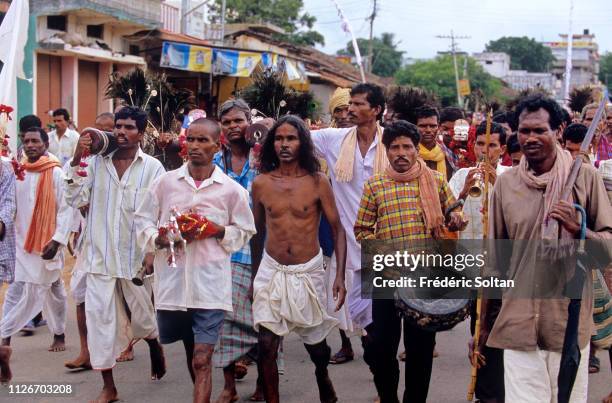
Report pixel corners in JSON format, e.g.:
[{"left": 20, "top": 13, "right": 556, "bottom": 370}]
[{"left": 0, "top": 82, "right": 611, "bottom": 403}]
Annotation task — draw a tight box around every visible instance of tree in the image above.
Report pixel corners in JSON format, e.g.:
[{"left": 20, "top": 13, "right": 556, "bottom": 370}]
[
  {"left": 485, "top": 36, "right": 554, "bottom": 73},
  {"left": 599, "top": 52, "right": 612, "bottom": 86},
  {"left": 337, "top": 33, "right": 404, "bottom": 77},
  {"left": 395, "top": 55, "right": 507, "bottom": 107},
  {"left": 209, "top": 0, "right": 324, "bottom": 46}
]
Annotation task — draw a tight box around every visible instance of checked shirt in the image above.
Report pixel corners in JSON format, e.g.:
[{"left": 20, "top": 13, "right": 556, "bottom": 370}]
[{"left": 354, "top": 171, "right": 456, "bottom": 241}]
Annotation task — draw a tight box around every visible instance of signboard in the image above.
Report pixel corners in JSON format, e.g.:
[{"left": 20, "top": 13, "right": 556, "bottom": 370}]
[{"left": 458, "top": 79, "right": 471, "bottom": 97}]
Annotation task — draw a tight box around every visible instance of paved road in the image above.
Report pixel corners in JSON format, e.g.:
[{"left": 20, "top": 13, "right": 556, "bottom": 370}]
[{"left": 1, "top": 277, "right": 610, "bottom": 402}]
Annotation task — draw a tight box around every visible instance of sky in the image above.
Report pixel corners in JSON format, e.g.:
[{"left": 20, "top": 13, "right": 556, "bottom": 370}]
[{"left": 305, "top": 0, "right": 612, "bottom": 60}]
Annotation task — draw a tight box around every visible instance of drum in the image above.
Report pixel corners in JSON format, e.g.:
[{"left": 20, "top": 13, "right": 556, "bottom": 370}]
[
  {"left": 394, "top": 287, "right": 471, "bottom": 332},
  {"left": 81, "top": 127, "right": 118, "bottom": 156}
]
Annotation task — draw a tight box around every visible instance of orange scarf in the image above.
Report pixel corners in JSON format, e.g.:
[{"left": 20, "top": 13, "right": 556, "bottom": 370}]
[
  {"left": 385, "top": 159, "right": 445, "bottom": 236},
  {"left": 22, "top": 156, "right": 60, "bottom": 254}
]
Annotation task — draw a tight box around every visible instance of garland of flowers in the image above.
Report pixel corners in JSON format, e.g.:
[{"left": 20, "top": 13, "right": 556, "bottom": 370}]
[{"left": 0, "top": 104, "right": 25, "bottom": 180}]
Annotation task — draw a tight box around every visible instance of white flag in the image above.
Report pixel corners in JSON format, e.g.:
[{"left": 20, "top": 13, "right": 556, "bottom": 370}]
[{"left": 0, "top": 0, "right": 30, "bottom": 153}]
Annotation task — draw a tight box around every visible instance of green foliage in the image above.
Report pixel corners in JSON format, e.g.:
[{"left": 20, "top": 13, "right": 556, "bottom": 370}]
[
  {"left": 599, "top": 52, "right": 612, "bottom": 85},
  {"left": 485, "top": 36, "right": 554, "bottom": 73},
  {"left": 395, "top": 55, "right": 506, "bottom": 107},
  {"left": 238, "top": 67, "right": 317, "bottom": 120},
  {"left": 209, "top": 0, "right": 324, "bottom": 46},
  {"left": 337, "top": 33, "right": 404, "bottom": 77}
]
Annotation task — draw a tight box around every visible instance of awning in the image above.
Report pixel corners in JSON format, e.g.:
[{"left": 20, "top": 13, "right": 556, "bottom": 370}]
[{"left": 38, "top": 43, "right": 146, "bottom": 65}]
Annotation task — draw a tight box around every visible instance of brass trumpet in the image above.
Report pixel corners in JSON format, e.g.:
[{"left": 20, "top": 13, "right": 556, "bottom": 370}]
[{"left": 468, "top": 162, "right": 487, "bottom": 198}]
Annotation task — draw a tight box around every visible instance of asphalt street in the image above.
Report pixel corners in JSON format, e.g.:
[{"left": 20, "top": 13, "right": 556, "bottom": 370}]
[{"left": 0, "top": 266, "right": 610, "bottom": 403}]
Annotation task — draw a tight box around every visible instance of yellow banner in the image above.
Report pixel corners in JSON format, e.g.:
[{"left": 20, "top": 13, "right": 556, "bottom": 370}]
[
  {"left": 458, "top": 79, "right": 471, "bottom": 97},
  {"left": 187, "top": 46, "right": 212, "bottom": 72},
  {"left": 235, "top": 51, "right": 262, "bottom": 77}
]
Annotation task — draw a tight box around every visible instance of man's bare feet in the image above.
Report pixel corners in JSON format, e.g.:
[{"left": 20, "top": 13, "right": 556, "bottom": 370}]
[
  {"left": 90, "top": 386, "right": 118, "bottom": 403},
  {"left": 64, "top": 353, "right": 92, "bottom": 370},
  {"left": 147, "top": 339, "right": 166, "bottom": 380},
  {"left": 48, "top": 334, "right": 66, "bottom": 352},
  {"left": 0, "top": 346, "right": 12, "bottom": 384},
  {"left": 215, "top": 389, "right": 239, "bottom": 403},
  {"left": 249, "top": 390, "right": 265, "bottom": 402},
  {"left": 116, "top": 346, "right": 134, "bottom": 362}
]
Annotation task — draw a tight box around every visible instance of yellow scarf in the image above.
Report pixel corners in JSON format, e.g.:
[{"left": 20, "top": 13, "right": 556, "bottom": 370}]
[
  {"left": 419, "top": 143, "right": 447, "bottom": 178},
  {"left": 334, "top": 124, "right": 388, "bottom": 182}
]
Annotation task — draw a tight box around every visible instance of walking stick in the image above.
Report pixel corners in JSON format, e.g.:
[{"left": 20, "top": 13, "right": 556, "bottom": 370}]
[
  {"left": 467, "top": 110, "right": 492, "bottom": 401},
  {"left": 557, "top": 89, "right": 608, "bottom": 403}
]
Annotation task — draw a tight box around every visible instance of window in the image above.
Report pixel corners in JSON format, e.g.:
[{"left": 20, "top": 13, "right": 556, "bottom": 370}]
[
  {"left": 87, "top": 24, "right": 104, "bottom": 39},
  {"left": 47, "top": 15, "right": 67, "bottom": 31}
]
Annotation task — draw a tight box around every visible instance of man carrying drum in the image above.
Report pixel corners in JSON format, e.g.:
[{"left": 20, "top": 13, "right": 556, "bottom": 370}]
[{"left": 354, "top": 120, "right": 466, "bottom": 403}]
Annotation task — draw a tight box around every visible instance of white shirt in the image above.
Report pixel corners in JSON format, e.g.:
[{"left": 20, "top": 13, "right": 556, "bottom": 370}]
[
  {"left": 15, "top": 165, "right": 72, "bottom": 285},
  {"left": 65, "top": 148, "right": 165, "bottom": 279},
  {"left": 48, "top": 129, "right": 80, "bottom": 166},
  {"left": 448, "top": 164, "right": 511, "bottom": 240},
  {"left": 311, "top": 127, "right": 380, "bottom": 272},
  {"left": 135, "top": 164, "right": 256, "bottom": 312}
]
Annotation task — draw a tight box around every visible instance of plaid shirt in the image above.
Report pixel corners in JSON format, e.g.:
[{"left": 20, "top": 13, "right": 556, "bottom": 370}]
[
  {"left": 354, "top": 171, "right": 455, "bottom": 241},
  {"left": 0, "top": 161, "right": 16, "bottom": 283},
  {"left": 213, "top": 149, "right": 257, "bottom": 264}
]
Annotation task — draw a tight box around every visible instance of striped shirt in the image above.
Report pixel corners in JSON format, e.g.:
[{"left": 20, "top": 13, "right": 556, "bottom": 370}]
[
  {"left": 213, "top": 149, "right": 257, "bottom": 265},
  {"left": 354, "top": 171, "right": 455, "bottom": 241},
  {"left": 65, "top": 148, "right": 165, "bottom": 279},
  {"left": 0, "top": 161, "right": 16, "bottom": 283}
]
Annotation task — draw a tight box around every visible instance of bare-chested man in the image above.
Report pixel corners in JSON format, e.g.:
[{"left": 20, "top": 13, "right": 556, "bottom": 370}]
[{"left": 251, "top": 115, "right": 347, "bottom": 403}]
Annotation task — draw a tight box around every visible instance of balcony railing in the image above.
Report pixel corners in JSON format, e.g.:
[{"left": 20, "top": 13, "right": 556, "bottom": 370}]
[{"left": 161, "top": 2, "right": 179, "bottom": 33}]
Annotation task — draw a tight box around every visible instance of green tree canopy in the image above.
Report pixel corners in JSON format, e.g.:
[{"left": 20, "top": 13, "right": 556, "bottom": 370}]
[
  {"left": 395, "top": 54, "right": 506, "bottom": 107},
  {"left": 337, "top": 33, "right": 404, "bottom": 77},
  {"left": 485, "top": 36, "right": 554, "bottom": 72},
  {"left": 209, "top": 0, "right": 324, "bottom": 46},
  {"left": 599, "top": 52, "right": 612, "bottom": 86}
]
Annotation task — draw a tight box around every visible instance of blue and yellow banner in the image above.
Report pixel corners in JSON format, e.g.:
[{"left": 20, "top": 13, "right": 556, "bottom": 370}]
[
  {"left": 160, "top": 41, "right": 212, "bottom": 72},
  {"left": 160, "top": 41, "right": 305, "bottom": 82}
]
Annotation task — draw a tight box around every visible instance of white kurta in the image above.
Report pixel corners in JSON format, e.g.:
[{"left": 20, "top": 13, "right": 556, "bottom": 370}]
[
  {"left": 14, "top": 166, "right": 72, "bottom": 284},
  {"left": 48, "top": 129, "right": 80, "bottom": 166},
  {"left": 135, "top": 164, "right": 256, "bottom": 313},
  {"left": 64, "top": 149, "right": 165, "bottom": 279},
  {"left": 448, "top": 164, "right": 511, "bottom": 240},
  {"left": 0, "top": 165, "right": 71, "bottom": 339},
  {"left": 311, "top": 127, "right": 378, "bottom": 328}
]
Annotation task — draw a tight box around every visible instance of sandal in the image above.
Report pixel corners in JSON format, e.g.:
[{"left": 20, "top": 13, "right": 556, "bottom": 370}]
[
  {"left": 329, "top": 349, "right": 354, "bottom": 364},
  {"left": 589, "top": 355, "right": 600, "bottom": 374}
]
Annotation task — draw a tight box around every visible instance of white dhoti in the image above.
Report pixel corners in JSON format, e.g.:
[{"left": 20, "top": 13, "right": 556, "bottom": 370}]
[
  {"left": 1, "top": 279, "right": 67, "bottom": 338},
  {"left": 253, "top": 250, "right": 338, "bottom": 345},
  {"left": 347, "top": 269, "right": 372, "bottom": 330},
  {"left": 323, "top": 254, "right": 353, "bottom": 332},
  {"left": 504, "top": 345, "right": 589, "bottom": 403},
  {"left": 70, "top": 257, "right": 87, "bottom": 305},
  {"left": 85, "top": 273, "right": 158, "bottom": 370}
]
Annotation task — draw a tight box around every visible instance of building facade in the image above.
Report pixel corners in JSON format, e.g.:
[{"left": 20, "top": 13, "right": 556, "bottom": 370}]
[{"left": 27, "top": 0, "right": 160, "bottom": 129}]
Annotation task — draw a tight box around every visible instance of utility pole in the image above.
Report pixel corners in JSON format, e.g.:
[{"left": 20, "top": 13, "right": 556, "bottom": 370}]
[
  {"left": 436, "top": 30, "right": 470, "bottom": 107},
  {"left": 563, "top": 0, "right": 574, "bottom": 105},
  {"left": 367, "top": 0, "right": 377, "bottom": 74}
]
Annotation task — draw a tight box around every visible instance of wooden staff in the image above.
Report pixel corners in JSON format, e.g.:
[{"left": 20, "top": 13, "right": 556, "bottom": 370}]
[{"left": 467, "top": 110, "right": 492, "bottom": 401}]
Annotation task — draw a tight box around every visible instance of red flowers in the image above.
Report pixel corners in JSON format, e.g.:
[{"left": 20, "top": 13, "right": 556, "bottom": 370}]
[
  {"left": 11, "top": 158, "right": 25, "bottom": 181},
  {"left": 0, "top": 105, "right": 14, "bottom": 118}
]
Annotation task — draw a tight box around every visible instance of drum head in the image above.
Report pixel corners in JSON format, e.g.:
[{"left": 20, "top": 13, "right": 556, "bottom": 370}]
[{"left": 396, "top": 287, "right": 469, "bottom": 315}]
